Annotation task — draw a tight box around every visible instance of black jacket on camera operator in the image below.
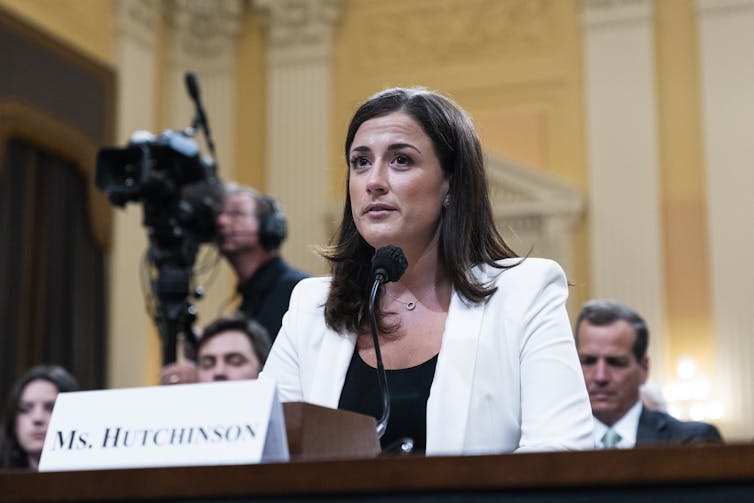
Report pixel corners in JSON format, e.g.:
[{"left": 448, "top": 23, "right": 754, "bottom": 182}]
[{"left": 216, "top": 183, "right": 308, "bottom": 341}]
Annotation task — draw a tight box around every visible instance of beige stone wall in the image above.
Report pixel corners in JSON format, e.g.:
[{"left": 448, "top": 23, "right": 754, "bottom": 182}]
[
  {"left": 234, "top": 8, "right": 267, "bottom": 191},
  {"left": 332, "top": 0, "right": 590, "bottom": 301},
  {"left": 0, "top": 0, "right": 114, "bottom": 65},
  {"left": 655, "top": 0, "right": 715, "bottom": 398}
]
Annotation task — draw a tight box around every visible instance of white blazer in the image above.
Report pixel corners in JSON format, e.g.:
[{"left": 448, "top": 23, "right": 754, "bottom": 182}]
[{"left": 261, "top": 258, "right": 594, "bottom": 455}]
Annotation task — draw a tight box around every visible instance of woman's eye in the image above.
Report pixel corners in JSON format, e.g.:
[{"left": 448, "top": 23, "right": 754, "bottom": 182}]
[
  {"left": 349, "top": 157, "right": 369, "bottom": 169},
  {"left": 393, "top": 154, "right": 412, "bottom": 168}
]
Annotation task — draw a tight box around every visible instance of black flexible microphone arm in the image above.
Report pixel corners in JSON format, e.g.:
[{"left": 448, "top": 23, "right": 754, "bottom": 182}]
[
  {"left": 369, "top": 273, "right": 390, "bottom": 439},
  {"left": 369, "top": 245, "right": 408, "bottom": 440}
]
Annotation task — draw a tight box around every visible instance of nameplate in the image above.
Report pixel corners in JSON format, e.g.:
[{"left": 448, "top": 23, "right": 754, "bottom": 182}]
[{"left": 38, "top": 379, "right": 288, "bottom": 472}]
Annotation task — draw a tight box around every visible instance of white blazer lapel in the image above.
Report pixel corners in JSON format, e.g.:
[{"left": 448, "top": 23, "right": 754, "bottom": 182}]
[
  {"left": 309, "top": 328, "right": 357, "bottom": 409},
  {"left": 426, "top": 290, "right": 486, "bottom": 455}
]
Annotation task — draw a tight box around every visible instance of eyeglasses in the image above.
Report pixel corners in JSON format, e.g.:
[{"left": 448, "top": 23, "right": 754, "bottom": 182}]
[{"left": 219, "top": 209, "right": 253, "bottom": 219}]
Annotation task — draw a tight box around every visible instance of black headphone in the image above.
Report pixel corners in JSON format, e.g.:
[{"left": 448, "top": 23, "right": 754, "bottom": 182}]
[{"left": 256, "top": 194, "right": 287, "bottom": 251}]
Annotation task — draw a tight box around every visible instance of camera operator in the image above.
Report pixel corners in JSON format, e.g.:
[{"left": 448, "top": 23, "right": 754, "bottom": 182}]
[
  {"left": 217, "top": 183, "right": 308, "bottom": 342},
  {"left": 99, "top": 73, "right": 309, "bottom": 368}
]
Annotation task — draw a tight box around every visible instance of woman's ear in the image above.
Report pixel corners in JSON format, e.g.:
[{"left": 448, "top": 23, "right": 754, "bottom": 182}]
[{"left": 441, "top": 176, "right": 451, "bottom": 203}]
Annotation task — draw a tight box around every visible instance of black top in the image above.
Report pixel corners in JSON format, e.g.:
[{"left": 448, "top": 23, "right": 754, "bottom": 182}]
[
  {"left": 237, "top": 256, "right": 307, "bottom": 341},
  {"left": 338, "top": 349, "right": 438, "bottom": 451}
]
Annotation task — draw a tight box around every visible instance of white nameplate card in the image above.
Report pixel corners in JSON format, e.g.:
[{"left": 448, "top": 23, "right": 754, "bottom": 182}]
[{"left": 38, "top": 379, "right": 288, "bottom": 472}]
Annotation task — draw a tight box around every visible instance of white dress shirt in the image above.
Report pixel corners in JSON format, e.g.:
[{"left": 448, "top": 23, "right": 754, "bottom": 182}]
[{"left": 592, "top": 400, "right": 643, "bottom": 448}]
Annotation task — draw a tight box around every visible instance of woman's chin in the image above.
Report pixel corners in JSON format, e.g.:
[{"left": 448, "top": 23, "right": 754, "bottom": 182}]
[
  {"left": 359, "top": 228, "right": 399, "bottom": 250},
  {"left": 363, "top": 235, "right": 401, "bottom": 251},
  {"left": 24, "top": 444, "right": 44, "bottom": 458}
]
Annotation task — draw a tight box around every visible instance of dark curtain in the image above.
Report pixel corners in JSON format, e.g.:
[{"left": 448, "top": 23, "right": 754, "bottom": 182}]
[{"left": 0, "top": 138, "right": 106, "bottom": 402}]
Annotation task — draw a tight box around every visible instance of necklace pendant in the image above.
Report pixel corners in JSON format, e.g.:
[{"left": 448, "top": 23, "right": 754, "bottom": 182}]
[{"left": 406, "top": 301, "right": 416, "bottom": 311}]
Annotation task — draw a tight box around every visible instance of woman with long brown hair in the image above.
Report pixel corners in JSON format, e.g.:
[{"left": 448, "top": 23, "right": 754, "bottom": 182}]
[
  {"left": 1, "top": 365, "right": 78, "bottom": 469},
  {"left": 262, "top": 87, "right": 593, "bottom": 454}
]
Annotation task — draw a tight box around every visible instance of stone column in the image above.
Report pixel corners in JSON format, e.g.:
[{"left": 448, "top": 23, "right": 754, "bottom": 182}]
[
  {"left": 254, "top": 0, "right": 340, "bottom": 275},
  {"left": 161, "top": 0, "right": 245, "bottom": 327},
  {"left": 582, "top": 0, "right": 667, "bottom": 378},
  {"left": 110, "top": 0, "right": 162, "bottom": 387},
  {"left": 696, "top": 0, "right": 754, "bottom": 439}
]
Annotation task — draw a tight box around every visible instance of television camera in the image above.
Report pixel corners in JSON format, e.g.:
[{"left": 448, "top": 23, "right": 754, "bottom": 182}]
[{"left": 96, "top": 72, "right": 223, "bottom": 365}]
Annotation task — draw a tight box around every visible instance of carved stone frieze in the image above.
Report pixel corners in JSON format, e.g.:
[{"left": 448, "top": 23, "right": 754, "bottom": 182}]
[
  {"left": 485, "top": 154, "right": 583, "bottom": 282},
  {"left": 486, "top": 154, "right": 583, "bottom": 220},
  {"left": 490, "top": 183, "right": 536, "bottom": 206},
  {"left": 115, "top": 0, "right": 162, "bottom": 48},
  {"left": 583, "top": 0, "right": 649, "bottom": 8},
  {"left": 347, "top": 0, "right": 556, "bottom": 66},
  {"left": 582, "top": 0, "right": 653, "bottom": 27},
  {"left": 165, "top": 0, "right": 245, "bottom": 60},
  {"left": 502, "top": 214, "right": 544, "bottom": 234},
  {"left": 254, "top": 0, "right": 340, "bottom": 49},
  {"left": 696, "top": 0, "right": 754, "bottom": 14}
]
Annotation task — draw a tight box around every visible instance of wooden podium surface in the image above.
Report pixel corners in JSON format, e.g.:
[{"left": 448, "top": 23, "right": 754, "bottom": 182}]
[{"left": 2, "top": 443, "right": 754, "bottom": 502}]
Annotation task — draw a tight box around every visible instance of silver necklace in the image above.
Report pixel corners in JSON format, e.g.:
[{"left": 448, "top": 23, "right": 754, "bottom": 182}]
[{"left": 385, "top": 285, "right": 437, "bottom": 311}]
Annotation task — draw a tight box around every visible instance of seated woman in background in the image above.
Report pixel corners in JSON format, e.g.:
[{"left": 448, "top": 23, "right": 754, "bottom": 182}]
[
  {"left": 0, "top": 365, "right": 78, "bottom": 470},
  {"left": 261, "top": 87, "right": 594, "bottom": 454}
]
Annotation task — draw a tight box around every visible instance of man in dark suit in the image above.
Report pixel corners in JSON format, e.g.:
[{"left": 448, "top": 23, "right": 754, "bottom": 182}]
[{"left": 575, "top": 300, "right": 722, "bottom": 448}]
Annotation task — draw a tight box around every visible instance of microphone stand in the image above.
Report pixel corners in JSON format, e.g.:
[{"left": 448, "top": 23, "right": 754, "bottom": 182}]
[
  {"left": 184, "top": 71, "right": 216, "bottom": 158},
  {"left": 368, "top": 245, "right": 414, "bottom": 454},
  {"left": 368, "top": 277, "right": 390, "bottom": 439},
  {"left": 368, "top": 282, "right": 416, "bottom": 454}
]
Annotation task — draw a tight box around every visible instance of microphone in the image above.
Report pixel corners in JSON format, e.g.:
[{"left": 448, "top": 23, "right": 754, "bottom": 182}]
[
  {"left": 369, "top": 245, "right": 407, "bottom": 440},
  {"left": 184, "top": 71, "right": 216, "bottom": 157},
  {"left": 185, "top": 71, "right": 201, "bottom": 102},
  {"left": 371, "top": 245, "right": 408, "bottom": 284}
]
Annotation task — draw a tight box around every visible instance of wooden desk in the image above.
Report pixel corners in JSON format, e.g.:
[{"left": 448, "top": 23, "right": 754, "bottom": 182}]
[{"left": 2, "top": 444, "right": 753, "bottom": 502}]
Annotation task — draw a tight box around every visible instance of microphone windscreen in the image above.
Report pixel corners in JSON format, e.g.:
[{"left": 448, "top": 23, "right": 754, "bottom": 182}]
[{"left": 371, "top": 245, "right": 408, "bottom": 283}]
